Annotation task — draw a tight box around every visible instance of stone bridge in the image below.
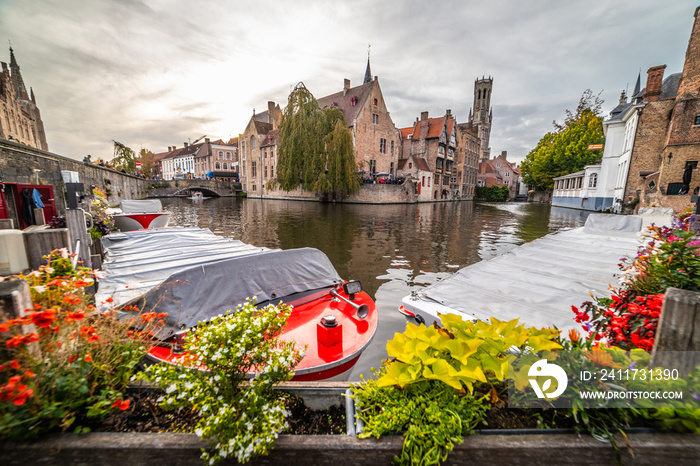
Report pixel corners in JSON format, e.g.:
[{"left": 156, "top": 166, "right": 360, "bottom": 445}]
[{"left": 0, "top": 140, "right": 240, "bottom": 220}]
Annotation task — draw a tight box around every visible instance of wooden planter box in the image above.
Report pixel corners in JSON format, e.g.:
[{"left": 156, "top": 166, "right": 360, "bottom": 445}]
[{"left": 1, "top": 431, "right": 698, "bottom": 465}]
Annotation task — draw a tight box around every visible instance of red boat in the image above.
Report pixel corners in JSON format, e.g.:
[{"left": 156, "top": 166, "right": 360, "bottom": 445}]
[
  {"left": 96, "top": 229, "right": 378, "bottom": 381},
  {"left": 111, "top": 199, "right": 170, "bottom": 231},
  {"left": 147, "top": 281, "right": 377, "bottom": 381}
]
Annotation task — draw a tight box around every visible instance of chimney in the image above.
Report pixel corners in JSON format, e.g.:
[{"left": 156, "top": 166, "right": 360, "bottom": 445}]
[
  {"left": 501, "top": 150, "right": 507, "bottom": 158},
  {"left": 167, "top": 146, "right": 171, "bottom": 151},
  {"left": 184, "top": 142, "right": 189, "bottom": 148},
  {"left": 644, "top": 65, "right": 666, "bottom": 102},
  {"left": 343, "top": 79, "right": 350, "bottom": 95},
  {"left": 268, "top": 101, "right": 275, "bottom": 123},
  {"left": 446, "top": 109, "right": 452, "bottom": 117},
  {"left": 205, "top": 138, "right": 210, "bottom": 143},
  {"left": 419, "top": 111, "right": 430, "bottom": 140}
]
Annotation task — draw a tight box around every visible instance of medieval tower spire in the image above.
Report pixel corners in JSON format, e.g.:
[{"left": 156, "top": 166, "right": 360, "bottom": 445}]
[
  {"left": 1, "top": 47, "right": 49, "bottom": 151},
  {"left": 363, "top": 44, "right": 372, "bottom": 84},
  {"left": 9, "top": 46, "right": 29, "bottom": 100}
]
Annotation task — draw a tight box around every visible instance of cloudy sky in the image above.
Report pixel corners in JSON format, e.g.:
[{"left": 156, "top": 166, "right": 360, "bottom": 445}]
[{"left": 1, "top": 0, "right": 697, "bottom": 162}]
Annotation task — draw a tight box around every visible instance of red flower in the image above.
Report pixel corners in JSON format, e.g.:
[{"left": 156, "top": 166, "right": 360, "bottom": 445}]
[
  {"left": 9, "top": 359, "right": 20, "bottom": 370},
  {"left": 105, "top": 297, "right": 114, "bottom": 303},
  {"left": 84, "top": 353, "right": 92, "bottom": 362},
  {"left": 12, "top": 389, "right": 33, "bottom": 406},
  {"left": 111, "top": 398, "right": 131, "bottom": 410},
  {"left": 61, "top": 295, "right": 81, "bottom": 305},
  {"left": 65, "top": 310, "right": 86, "bottom": 323},
  {"left": 30, "top": 309, "right": 58, "bottom": 328},
  {"left": 0, "top": 323, "right": 9, "bottom": 333},
  {"left": 88, "top": 334, "right": 100, "bottom": 343},
  {"left": 6, "top": 335, "right": 27, "bottom": 348}
]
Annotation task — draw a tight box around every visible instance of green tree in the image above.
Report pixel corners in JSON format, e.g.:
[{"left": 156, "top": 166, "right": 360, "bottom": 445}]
[
  {"left": 521, "top": 91, "right": 605, "bottom": 192},
  {"left": 110, "top": 141, "right": 137, "bottom": 173},
  {"left": 138, "top": 148, "right": 158, "bottom": 178},
  {"left": 276, "top": 82, "right": 360, "bottom": 199}
]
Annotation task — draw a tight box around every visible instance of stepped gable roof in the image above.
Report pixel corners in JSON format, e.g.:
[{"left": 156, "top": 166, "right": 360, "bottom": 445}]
[
  {"left": 316, "top": 80, "right": 375, "bottom": 126},
  {"left": 261, "top": 129, "right": 278, "bottom": 148}
]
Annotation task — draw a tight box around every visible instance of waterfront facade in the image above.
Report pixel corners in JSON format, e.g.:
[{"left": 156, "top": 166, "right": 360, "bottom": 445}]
[
  {"left": 239, "top": 101, "right": 282, "bottom": 194},
  {"left": 624, "top": 7, "right": 700, "bottom": 210},
  {"left": 398, "top": 110, "right": 459, "bottom": 200},
  {"left": 0, "top": 48, "right": 48, "bottom": 152}
]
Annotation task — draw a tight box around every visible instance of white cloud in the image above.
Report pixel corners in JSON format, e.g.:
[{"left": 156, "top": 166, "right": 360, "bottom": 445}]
[{"left": 1, "top": 0, "right": 697, "bottom": 162}]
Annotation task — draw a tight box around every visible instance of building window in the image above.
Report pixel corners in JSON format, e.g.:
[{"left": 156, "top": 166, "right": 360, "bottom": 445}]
[
  {"left": 409, "top": 162, "right": 412, "bottom": 169},
  {"left": 373, "top": 98, "right": 378, "bottom": 106},
  {"left": 270, "top": 166, "right": 274, "bottom": 178},
  {"left": 438, "top": 146, "right": 445, "bottom": 155},
  {"left": 565, "top": 179, "right": 570, "bottom": 189},
  {"left": 390, "top": 161, "right": 394, "bottom": 175},
  {"left": 369, "top": 159, "right": 376, "bottom": 174},
  {"left": 264, "top": 166, "right": 267, "bottom": 178},
  {"left": 215, "top": 162, "right": 220, "bottom": 169},
  {"left": 422, "top": 176, "right": 425, "bottom": 187},
  {"left": 223, "top": 163, "right": 228, "bottom": 170},
  {"left": 589, "top": 173, "right": 597, "bottom": 188},
  {"left": 391, "top": 140, "right": 394, "bottom": 155},
  {"left": 252, "top": 185, "right": 256, "bottom": 192},
  {"left": 226, "top": 152, "right": 231, "bottom": 160},
  {"left": 372, "top": 114, "right": 379, "bottom": 124},
  {"left": 436, "top": 158, "right": 444, "bottom": 170},
  {"left": 505, "top": 172, "right": 509, "bottom": 177},
  {"left": 695, "top": 115, "right": 700, "bottom": 125},
  {"left": 252, "top": 161, "right": 257, "bottom": 178},
  {"left": 351, "top": 96, "right": 357, "bottom": 106},
  {"left": 251, "top": 137, "right": 255, "bottom": 151},
  {"left": 428, "top": 177, "right": 431, "bottom": 187},
  {"left": 380, "top": 138, "right": 386, "bottom": 154}
]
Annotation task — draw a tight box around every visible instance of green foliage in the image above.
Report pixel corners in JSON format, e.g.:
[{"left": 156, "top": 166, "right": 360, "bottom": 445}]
[
  {"left": 353, "top": 373, "right": 487, "bottom": 466},
  {"left": 475, "top": 185, "right": 509, "bottom": 201},
  {"left": 276, "top": 82, "right": 360, "bottom": 200},
  {"left": 141, "top": 300, "right": 304, "bottom": 464},
  {"left": 378, "top": 316, "right": 562, "bottom": 393},
  {"left": 111, "top": 140, "right": 137, "bottom": 173},
  {"left": 521, "top": 91, "right": 605, "bottom": 191}
]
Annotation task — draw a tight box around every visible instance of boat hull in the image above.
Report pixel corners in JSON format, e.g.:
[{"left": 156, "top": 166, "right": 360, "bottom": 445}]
[
  {"left": 145, "top": 287, "right": 378, "bottom": 381},
  {"left": 112, "top": 212, "right": 170, "bottom": 231}
]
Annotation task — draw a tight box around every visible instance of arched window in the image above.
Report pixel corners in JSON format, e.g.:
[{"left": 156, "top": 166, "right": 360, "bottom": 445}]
[
  {"left": 215, "top": 162, "right": 221, "bottom": 169},
  {"left": 223, "top": 163, "right": 228, "bottom": 170},
  {"left": 218, "top": 151, "right": 223, "bottom": 159},
  {"left": 226, "top": 152, "right": 231, "bottom": 160},
  {"left": 589, "top": 173, "right": 598, "bottom": 188},
  {"left": 250, "top": 136, "right": 255, "bottom": 151}
]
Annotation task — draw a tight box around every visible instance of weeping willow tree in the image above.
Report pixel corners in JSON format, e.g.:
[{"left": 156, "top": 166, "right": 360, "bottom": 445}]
[
  {"left": 111, "top": 140, "right": 137, "bottom": 172},
  {"left": 276, "top": 82, "right": 360, "bottom": 200}
]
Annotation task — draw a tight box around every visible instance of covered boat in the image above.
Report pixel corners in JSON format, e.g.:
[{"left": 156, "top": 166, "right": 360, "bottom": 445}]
[
  {"left": 96, "top": 228, "right": 378, "bottom": 380},
  {"left": 399, "top": 214, "right": 648, "bottom": 333},
  {"left": 111, "top": 199, "right": 170, "bottom": 231}
]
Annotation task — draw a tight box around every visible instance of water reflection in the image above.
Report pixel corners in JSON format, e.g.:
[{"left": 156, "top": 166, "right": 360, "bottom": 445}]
[{"left": 161, "top": 197, "right": 588, "bottom": 380}]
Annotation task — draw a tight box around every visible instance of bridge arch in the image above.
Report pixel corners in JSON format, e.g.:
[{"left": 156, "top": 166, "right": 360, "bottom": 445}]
[{"left": 172, "top": 186, "right": 222, "bottom": 197}]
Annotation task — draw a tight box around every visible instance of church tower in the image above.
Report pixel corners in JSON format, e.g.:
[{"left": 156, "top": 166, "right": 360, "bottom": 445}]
[
  {"left": 0, "top": 47, "right": 48, "bottom": 151},
  {"left": 470, "top": 76, "right": 493, "bottom": 162}
]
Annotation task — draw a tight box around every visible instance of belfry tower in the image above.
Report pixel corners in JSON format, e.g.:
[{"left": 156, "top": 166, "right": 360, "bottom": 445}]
[{"left": 470, "top": 76, "right": 493, "bottom": 162}]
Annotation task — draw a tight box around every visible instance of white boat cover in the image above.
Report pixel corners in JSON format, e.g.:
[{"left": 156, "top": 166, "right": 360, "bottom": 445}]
[
  {"left": 402, "top": 214, "right": 645, "bottom": 333},
  {"left": 119, "top": 199, "right": 164, "bottom": 213},
  {"left": 96, "top": 227, "right": 343, "bottom": 337}
]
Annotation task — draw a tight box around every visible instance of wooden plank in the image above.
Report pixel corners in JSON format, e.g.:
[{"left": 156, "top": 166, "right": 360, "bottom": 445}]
[{"left": 651, "top": 287, "right": 700, "bottom": 376}]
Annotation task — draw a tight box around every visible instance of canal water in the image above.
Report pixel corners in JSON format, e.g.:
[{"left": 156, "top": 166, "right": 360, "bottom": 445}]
[{"left": 161, "top": 197, "right": 590, "bottom": 381}]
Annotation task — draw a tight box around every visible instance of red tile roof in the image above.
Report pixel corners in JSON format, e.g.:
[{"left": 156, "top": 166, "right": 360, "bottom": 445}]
[{"left": 316, "top": 80, "right": 375, "bottom": 126}]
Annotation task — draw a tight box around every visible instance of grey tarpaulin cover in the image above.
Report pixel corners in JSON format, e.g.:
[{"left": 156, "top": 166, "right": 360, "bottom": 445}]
[
  {"left": 96, "top": 227, "right": 342, "bottom": 338},
  {"left": 402, "top": 214, "right": 646, "bottom": 332}
]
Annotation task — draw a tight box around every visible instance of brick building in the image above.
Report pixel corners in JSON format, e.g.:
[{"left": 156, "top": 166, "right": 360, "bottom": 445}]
[
  {"left": 239, "top": 101, "right": 282, "bottom": 195},
  {"left": 316, "top": 59, "right": 400, "bottom": 178},
  {"left": 456, "top": 121, "right": 480, "bottom": 200},
  {"left": 477, "top": 151, "right": 520, "bottom": 197},
  {"left": 624, "top": 7, "right": 700, "bottom": 210},
  {"left": 470, "top": 77, "right": 493, "bottom": 162},
  {"left": 0, "top": 48, "right": 48, "bottom": 151},
  {"left": 398, "top": 110, "right": 459, "bottom": 200}
]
